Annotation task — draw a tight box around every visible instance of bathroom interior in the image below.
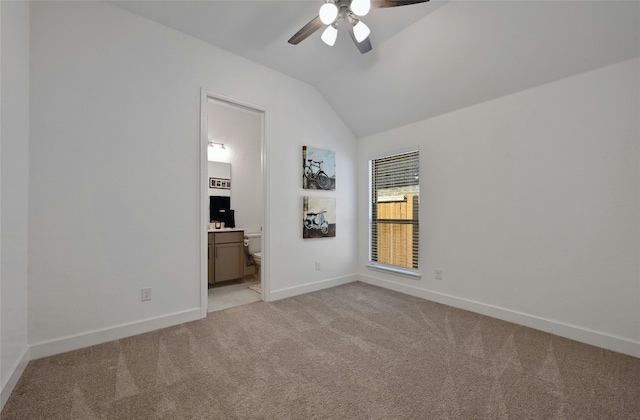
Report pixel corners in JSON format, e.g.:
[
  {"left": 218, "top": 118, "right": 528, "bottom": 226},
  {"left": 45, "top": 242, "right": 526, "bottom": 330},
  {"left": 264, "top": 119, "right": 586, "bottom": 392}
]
[{"left": 206, "top": 96, "right": 264, "bottom": 312}]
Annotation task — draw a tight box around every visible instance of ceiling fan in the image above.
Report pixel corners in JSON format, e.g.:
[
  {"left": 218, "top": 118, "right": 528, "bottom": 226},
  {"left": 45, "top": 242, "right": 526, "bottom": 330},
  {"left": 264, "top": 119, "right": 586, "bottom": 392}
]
[{"left": 288, "top": 0, "right": 430, "bottom": 54}]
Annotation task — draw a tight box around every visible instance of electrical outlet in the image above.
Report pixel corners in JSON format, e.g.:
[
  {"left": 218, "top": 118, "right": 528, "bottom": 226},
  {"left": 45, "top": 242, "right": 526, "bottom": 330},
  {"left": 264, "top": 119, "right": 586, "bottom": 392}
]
[
  {"left": 141, "top": 287, "right": 152, "bottom": 301},
  {"left": 315, "top": 261, "right": 321, "bottom": 271},
  {"left": 435, "top": 270, "right": 443, "bottom": 281}
]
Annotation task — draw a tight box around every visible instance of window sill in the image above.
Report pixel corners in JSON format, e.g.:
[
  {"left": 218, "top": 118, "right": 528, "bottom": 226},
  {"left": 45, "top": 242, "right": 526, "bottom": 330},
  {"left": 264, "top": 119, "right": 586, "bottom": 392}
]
[{"left": 366, "top": 262, "right": 421, "bottom": 279}]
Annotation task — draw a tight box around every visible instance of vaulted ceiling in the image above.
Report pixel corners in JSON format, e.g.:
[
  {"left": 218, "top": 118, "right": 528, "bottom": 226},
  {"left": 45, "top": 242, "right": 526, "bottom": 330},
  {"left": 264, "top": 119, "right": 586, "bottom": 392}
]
[{"left": 110, "top": 0, "right": 639, "bottom": 138}]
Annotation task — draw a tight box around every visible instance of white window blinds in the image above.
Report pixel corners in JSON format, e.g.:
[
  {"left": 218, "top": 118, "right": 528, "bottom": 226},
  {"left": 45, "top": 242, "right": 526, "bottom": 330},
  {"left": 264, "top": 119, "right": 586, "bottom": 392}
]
[{"left": 370, "top": 150, "right": 419, "bottom": 270}]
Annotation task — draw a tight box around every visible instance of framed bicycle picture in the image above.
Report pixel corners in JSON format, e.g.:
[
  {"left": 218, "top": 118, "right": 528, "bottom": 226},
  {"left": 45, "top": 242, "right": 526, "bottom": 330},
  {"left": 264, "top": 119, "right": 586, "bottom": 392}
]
[{"left": 302, "top": 145, "right": 335, "bottom": 190}]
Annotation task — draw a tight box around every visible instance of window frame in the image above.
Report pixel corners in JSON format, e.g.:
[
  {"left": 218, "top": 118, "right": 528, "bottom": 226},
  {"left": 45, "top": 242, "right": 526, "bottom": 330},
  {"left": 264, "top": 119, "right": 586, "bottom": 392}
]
[{"left": 367, "top": 149, "right": 421, "bottom": 279}]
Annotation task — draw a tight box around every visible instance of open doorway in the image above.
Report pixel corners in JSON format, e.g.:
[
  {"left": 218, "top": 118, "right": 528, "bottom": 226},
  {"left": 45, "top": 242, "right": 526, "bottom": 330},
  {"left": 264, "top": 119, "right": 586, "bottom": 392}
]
[{"left": 200, "top": 90, "right": 267, "bottom": 316}]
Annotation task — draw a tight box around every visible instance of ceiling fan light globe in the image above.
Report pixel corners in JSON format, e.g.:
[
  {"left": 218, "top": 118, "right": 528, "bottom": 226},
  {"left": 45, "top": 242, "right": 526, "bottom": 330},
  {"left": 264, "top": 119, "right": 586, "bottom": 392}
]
[
  {"left": 321, "top": 25, "right": 338, "bottom": 46},
  {"left": 319, "top": 3, "right": 339, "bottom": 25},
  {"left": 353, "top": 20, "right": 370, "bottom": 43},
  {"left": 350, "top": 0, "right": 371, "bottom": 17}
]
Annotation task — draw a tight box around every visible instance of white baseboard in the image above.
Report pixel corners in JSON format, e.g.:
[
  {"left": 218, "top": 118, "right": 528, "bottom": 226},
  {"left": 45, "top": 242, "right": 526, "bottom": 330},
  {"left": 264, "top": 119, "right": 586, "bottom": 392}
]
[
  {"left": 358, "top": 274, "right": 640, "bottom": 358},
  {"left": 1, "top": 346, "right": 30, "bottom": 411},
  {"left": 29, "top": 308, "right": 202, "bottom": 360},
  {"left": 268, "top": 274, "right": 357, "bottom": 302}
]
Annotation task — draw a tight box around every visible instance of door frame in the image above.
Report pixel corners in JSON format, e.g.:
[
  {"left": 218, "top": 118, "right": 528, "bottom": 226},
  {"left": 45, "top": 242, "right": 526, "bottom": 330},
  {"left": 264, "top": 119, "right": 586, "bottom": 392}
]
[{"left": 200, "top": 89, "right": 269, "bottom": 317}]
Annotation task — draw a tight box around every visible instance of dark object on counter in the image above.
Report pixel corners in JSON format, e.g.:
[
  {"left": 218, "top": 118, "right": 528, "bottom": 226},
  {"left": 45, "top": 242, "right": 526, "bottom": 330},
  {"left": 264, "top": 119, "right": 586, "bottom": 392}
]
[
  {"left": 209, "top": 196, "right": 235, "bottom": 228},
  {"left": 210, "top": 196, "right": 230, "bottom": 222},
  {"left": 222, "top": 209, "right": 235, "bottom": 228}
]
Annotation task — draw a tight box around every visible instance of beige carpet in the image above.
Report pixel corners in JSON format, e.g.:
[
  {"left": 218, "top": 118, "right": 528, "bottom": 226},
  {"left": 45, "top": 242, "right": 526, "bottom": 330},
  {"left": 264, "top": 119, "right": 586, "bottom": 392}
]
[{"left": 3, "top": 282, "right": 639, "bottom": 419}]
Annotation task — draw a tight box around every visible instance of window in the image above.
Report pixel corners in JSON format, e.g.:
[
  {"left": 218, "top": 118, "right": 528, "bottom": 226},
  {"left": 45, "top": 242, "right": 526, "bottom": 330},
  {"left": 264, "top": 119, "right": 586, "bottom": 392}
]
[{"left": 369, "top": 150, "right": 419, "bottom": 275}]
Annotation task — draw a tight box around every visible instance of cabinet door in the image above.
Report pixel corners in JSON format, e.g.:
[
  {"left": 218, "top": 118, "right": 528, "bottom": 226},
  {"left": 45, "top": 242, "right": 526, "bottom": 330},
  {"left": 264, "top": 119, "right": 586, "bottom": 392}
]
[
  {"left": 208, "top": 244, "right": 215, "bottom": 284},
  {"left": 214, "top": 242, "right": 244, "bottom": 282}
]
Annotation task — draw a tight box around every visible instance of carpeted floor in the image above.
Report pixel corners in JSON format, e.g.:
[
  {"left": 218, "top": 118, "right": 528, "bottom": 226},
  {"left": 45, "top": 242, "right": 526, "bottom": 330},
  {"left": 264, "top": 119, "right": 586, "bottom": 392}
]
[{"left": 3, "top": 282, "right": 639, "bottom": 419}]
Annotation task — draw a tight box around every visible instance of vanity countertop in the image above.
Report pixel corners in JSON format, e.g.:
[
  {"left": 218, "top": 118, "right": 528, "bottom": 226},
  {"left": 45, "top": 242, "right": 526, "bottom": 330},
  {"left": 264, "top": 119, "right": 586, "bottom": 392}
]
[{"left": 207, "top": 227, "right": 244, "bottom": 233}]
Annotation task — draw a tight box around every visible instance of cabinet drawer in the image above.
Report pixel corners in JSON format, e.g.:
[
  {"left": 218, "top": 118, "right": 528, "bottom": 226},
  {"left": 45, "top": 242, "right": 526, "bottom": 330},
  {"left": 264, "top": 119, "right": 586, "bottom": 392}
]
[{"left": 215, "top": 231, "right": 244, "bottom": 244}]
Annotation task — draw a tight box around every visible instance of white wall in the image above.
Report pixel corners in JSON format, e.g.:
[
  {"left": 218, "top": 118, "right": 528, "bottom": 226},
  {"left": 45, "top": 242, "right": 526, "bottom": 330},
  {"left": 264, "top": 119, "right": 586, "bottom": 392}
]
[
  {"left": 358, "top": 58, "right": 640, "bottom": 357},
  {"left": 1, "top": 0, "right": 30, "bottom": 408},
  {"left": 28, "top": 1, "right": 357, "bottom": 357}
]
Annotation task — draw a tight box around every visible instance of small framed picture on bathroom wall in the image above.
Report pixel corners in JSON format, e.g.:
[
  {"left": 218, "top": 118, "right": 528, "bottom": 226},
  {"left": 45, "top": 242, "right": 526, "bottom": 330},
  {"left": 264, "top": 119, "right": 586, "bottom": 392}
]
[
  {"left": 210, "top": 178, "right": 231, "bottom": 189},
  {"left": 303, "top": 196, "right": 336, "bottom": 238},
  {"left": 302, "top": 146, "right": 335, "bottom": 190}
]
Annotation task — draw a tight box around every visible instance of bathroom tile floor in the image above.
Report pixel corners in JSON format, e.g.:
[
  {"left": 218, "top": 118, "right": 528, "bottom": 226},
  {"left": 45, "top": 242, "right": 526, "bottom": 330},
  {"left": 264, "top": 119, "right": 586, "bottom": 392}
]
[{"left": 208, "top": 276, "right": 261, "bottom": 312}]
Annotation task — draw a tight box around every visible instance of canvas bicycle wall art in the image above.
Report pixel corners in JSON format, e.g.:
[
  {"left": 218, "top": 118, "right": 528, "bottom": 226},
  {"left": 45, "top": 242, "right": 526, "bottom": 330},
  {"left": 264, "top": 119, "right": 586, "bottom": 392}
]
[
  {"left": 302, "top": 145, "right": 335, "bottom": 190},
  {"left": 303, "top": 196, "right": 336, "bottom": 238}
]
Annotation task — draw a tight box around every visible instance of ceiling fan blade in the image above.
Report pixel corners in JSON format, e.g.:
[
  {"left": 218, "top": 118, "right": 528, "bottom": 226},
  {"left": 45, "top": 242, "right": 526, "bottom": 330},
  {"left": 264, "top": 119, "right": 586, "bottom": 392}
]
[
  {"left": 371, "top": 0, "right": 430, "bottom": 9},
  {"left": 288, "top": 16, "right": 324, "bottom": 45},
  {"left": 347, "top": 24, "right": 373, "bottom": 54}
]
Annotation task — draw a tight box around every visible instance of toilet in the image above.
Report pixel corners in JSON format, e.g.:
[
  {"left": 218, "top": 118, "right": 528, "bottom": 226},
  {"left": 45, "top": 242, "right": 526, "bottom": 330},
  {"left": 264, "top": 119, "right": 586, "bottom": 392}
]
[
  {"left": 252, "top": 252, "right": 261, "bottom": 278},
  {"left": 244, "top": 234, "right": 262, "bottom": 278}
]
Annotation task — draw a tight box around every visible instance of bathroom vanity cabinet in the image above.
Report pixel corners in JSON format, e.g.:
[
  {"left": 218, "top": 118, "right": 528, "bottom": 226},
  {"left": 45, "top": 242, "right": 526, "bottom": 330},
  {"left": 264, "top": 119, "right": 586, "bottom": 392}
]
[{"left": 208, "top": 230, "right": 244, "bottom": 284}]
